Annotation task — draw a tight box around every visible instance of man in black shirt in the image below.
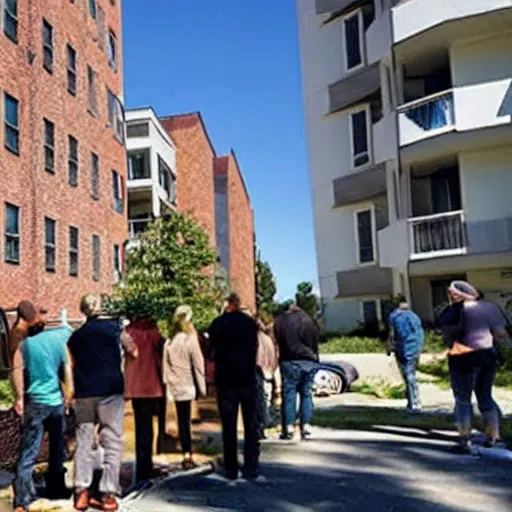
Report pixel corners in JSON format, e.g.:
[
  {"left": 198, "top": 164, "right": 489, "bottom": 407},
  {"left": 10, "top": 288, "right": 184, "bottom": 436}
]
[
  {"left": 208, "top": 293, "right": 261, "bottom": 481},
  {"left": 274, "top": 304, "right": 320, "bottom": 440}
]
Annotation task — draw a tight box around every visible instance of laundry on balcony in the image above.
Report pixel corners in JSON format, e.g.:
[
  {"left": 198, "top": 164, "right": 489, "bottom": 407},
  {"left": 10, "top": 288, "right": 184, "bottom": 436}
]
[{"left": 404, "top": 92, "right": 454, "bottom": 132}]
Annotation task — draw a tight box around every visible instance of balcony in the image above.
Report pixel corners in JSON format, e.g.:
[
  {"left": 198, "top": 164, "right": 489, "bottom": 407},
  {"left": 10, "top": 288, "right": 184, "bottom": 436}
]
[
  {"left": 128, "top": 218, "right": 151, "bottom": 238},
  {"left": 408, "top": 210, "right": 466, "bottom": 260}
]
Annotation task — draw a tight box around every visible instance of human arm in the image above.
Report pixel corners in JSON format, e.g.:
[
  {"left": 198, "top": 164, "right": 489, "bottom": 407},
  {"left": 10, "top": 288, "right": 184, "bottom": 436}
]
[
  {"left": 11, "top": 345, "right": 24, "bottom": 416},
  {"left": 61, "top": 348, "right": 74, "bottom": 411},
  {"left": 121, "top": 328, "right": 138, "bottom": 359},
  {"left": 191, "top": 334, "right": 207, "bottom": 397}
]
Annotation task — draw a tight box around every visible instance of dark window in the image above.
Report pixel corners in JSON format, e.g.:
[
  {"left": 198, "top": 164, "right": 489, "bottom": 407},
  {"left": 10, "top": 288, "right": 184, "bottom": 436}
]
[
  {"left": 128, "top": 149, "right": 150, "bottom": 179},
  {"left": 108, "top": 30, "right": 117, "bottom": 71},
  {"left": 87, "top": 66, "right": 97, "bottom": 115},
  {"left": 113, "top": 244, "right": 121, "bottom": 282},
  {"left": 67, "top": 44, "right": 77, "bottom": 96},
  {"left": 362, "top": 301, "right": 378, "bottom": 324},
  {"left": 91, "top": 152, "right": 100, "bottom": 199},
  {"left": 44, "top": 217, "right": 56, "bottom": 272},
  {"left": 356, "top": 209, "right": 374, "bottom": 263},
  {"left": 351, "top": 110, "right": 369, "bottom": 168},
  {"left": 68, "top": 135, "right": 79, "bottom": 186},
  {"left": 112, "top": 170, "right": 123, "bottom": 213},
  {"left": 69, "top": 226, "right": 79, "bottom": 277},
  {"left": 107, "top": 89, "right": 125, "bottom": 142},
  {"left": 4, "top": 0, "right": 18, "bottom": 42},
  {"left": 89, "top": 0, "right": 97, "bottom": 19},
  {"left": 4, "top": 93, "right": 19, "bottom": 155},
  {"left": 44, "top": 119, "right": 55, "bottom": 173},
  {"left": 92, "top": 234, "right": 101, "bottom": 281},
  {"left": 431, "top": 276, "right": 465, "bottom": 317},
  {"left": 344, "top": 11, "right": 362, "bottom": 70},
  {"left": 158, "top": 155, "right": 175, "bottom": 203},
  {"left": 4, "top": 203, "right": 20, "bottom": 263},
  {"left": 42, "top": 19, "right": 53, "bottom": 73},
  {"left": 430, "top": 168, "right": 462, "bottom": 214},
  {"left": 127, "top": 123, "right": 149, "bottom": 138}
]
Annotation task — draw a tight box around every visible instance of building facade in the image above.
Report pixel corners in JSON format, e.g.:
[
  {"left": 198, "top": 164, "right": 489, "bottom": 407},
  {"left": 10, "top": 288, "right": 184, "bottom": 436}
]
[
  {"left": 0, "top": 0, "right": 127, "bottom": 317},
  {"left": 297, "top": 0, "right": 512, "bottom": 330}
]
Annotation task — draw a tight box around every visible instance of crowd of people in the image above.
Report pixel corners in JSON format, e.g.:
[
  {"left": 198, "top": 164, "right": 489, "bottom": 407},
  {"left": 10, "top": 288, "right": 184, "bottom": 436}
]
[{"left": 7, "top": 292, "right": 321, "bottom": 512}]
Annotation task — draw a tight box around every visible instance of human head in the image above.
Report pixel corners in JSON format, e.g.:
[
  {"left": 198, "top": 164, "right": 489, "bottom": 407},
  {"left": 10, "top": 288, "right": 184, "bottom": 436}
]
[
  {"left": 393, "top": 294, "right": 409, "bottom": 309},
  {"left": 226, "top": 292, "right": 241, "bottom": 312},
  {"left": 448, "top": 281, "right": 478, "bottom": 303},
  {"left": 171, "top": 305, "right": 194, "bottom": 335},
  {"left": 17, "top": 301, "right": 37, "bottom": 324},
  {"left": 288, "top": 302, "right": 300, "bottom": 313},
  {"left": 80, "top": 294, "right": 102, "bottom": 318}
]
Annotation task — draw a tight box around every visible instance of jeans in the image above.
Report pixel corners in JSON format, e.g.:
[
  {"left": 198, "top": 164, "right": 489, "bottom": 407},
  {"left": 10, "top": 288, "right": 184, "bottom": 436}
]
[
  {"left": 175, "top": 401, "right": 192, "bottom": 454},
  {"left": 255, "top": 369, "right": 273, "bottom": 435},
  {"left": 217, "top": 384, "right": 260, "bottom": 479},
  {"left": 449, "top": 348, "right": 501, "bottom": 438},
  {"left": 74, "top": 395, "right": 124, "bottom": 494},
  {"left": 14, "top": 401, "right": 66, "bottom": 509},
  {"left": 280, "top": 360, "right": 317, "bottom": 430},
  {"left": 132, "top": 397, "right": 166, "bottom": 483},
  {"left": 396, "top": 355, "right": 420, "bottom": 410}
]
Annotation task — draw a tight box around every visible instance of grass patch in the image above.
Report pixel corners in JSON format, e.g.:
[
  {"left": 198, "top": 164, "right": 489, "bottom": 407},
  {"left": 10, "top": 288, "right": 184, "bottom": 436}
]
[
  {"left": 0, "top": 379, "right": 14, "bottom": 408},
  {"left": 351, "top": 379, "right": 406, "bottom": 400}
]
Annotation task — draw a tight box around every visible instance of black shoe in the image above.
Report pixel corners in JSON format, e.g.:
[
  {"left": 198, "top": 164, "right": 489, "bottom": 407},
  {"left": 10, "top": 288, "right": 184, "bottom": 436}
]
[
  {"left": 279, "top": 432, "right": 293, "bottom": 441},
  {"left": 482, "top": 438, "right": 506, "bottom": 449},
  {"left": 450, "top": 440, "right": 473, "bottom": 455},
  {"left": 44, "top": 471, "right": 72, "bottom": 500},
  {"left": 301, "top": 430, "right": 312, "bottom": 441}
]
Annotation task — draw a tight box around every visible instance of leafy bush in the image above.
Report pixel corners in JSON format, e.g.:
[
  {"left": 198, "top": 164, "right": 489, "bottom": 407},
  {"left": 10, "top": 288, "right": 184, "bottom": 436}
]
[
  {"left": 320, "top": 336, "right": 386, "bottom": 354},
  {"left": 0, "top": 379, "right": 14, "bottom": 407},
  {"left": 351, "top": 380, "right": 406, "bottom": 399}
]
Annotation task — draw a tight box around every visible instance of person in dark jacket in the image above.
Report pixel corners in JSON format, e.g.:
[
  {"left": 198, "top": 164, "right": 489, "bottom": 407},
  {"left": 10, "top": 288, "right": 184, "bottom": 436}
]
[
  {"left": 273, "top": 304, "right": 320, "bottom": 440},
  {"left": 208, "top": 293, "right": 262, "bottom": 482}
]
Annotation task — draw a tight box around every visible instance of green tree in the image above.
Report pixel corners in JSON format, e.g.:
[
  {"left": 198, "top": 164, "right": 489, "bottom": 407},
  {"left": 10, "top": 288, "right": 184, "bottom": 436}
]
[
  {"left": 256, "top": 256, "right": 277, "bottom": 314},
  {"left": 111, "top": 213, "right": 222, "bottom": 331},
  {"left": 295, "top": 281, "right": 319, "bottom": 318}
]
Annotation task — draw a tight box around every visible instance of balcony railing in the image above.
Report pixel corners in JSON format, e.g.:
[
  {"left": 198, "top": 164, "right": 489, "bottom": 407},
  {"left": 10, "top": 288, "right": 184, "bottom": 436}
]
[
  {"left": 128, "top": 218, "right": 151, "bottom": 238},
  {"left": 408, "top": 210, "right": 466, "bottom": 260},
  {"left": 398, "top": 90, "right": 455, "bottom": 145}
]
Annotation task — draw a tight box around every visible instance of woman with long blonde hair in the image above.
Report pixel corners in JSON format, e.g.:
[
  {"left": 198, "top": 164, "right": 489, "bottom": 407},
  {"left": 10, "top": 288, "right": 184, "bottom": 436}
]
[{"left": 162, "top": 305, "right": 206, "bottom": 468}]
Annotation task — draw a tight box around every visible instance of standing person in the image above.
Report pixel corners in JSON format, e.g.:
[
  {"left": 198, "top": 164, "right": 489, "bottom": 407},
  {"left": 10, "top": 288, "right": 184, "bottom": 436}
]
[
  {"left": 124, "top": 318, "right": 166, "bottom": 484},
  {"left": 439, "top": 281, "right": 508, "bottom": 453},
  {"left": 12, "top": 321, "right": 74, "bottom": 512},
  {"left": 68, "top": 295, "right": 138, "bottom": 511},
  {"left": 388, "top": 296, "right": 424, "bottom": 412},
  {"left": 208, "top": 293, "right": 262, "bottom": 482},
  {"left": 274, "top": 304, "right": 320, "bottom": 441},
  {"left": 162, "top": 305, "right": 206, "bottom": 469}
]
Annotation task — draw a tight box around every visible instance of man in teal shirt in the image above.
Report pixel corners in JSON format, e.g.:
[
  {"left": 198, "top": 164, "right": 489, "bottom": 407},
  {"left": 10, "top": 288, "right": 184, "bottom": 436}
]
[{"left": 12, "top": 324, "right": 74, "bottom": 512}]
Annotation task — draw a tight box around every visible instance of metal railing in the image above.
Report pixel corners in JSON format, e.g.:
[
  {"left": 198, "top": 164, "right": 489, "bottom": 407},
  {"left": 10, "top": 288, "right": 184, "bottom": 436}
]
[{"left": 408, "top": 210, "right": 466, "bottom": 260}]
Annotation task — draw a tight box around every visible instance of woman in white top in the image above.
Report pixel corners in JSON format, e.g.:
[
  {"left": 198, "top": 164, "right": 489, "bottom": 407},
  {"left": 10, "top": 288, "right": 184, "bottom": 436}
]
[{"left": 163, "top": 305, "right": 206, "bottom": 468}]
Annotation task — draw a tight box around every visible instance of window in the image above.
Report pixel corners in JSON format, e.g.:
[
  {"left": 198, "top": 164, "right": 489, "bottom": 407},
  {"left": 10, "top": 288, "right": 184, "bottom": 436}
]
[
  {"left": 44, "top": 119, "right": 55, "bottom": 173},
  {"left": 91, "top": 152, "right": 100, "bottom": 199},
  {"left": 350, "top": 108, "right": 370, "bottom": 168},
  {"left": 107, "top": 89, "right": 125, "bottom": 142},
  {"left": 127, "top": 123, "right": 149, "bottom": 138},
  {"left": 362, "top": 301, "right": 378, "bottom": 325},
  {"left": 112, "top": 170, "right": 123, "bottom": 213},
  {"left": 355, "top": 208, "right": 375, "bottom": 264},
  {"left": 44, "top": 217, "right": 56, "bottom": 272},
  {"left": 343, "top": 10, "right": 363, "bottom": 71},
  {"left": 430, "top": 276, "right": 465, "bottom": 317},
  {"left": 67, "top": 44, "right": 77, "bottom": 96},
  {"left": 89, "top": 0, "right": 97, "bottom": 19},
  {"left": 158, "top": 156, "right": 176, "bottom": 203},
  {"left": 68, "top": 135, "right": 79, "bottom": 186},
  {"left": 4, "top": 203, "right": 19, "bottom": 263},
  {"left": 87, "top": 66, "right": 98, "bottom": 115},
  {"left": 113, "top": 244, "right": 121, "bottom": 282},
  {"left": 42, "top": 19, "right": 53, "bottom": 73},
  {"left": 69, "top": 226, "right": 79, "bottom": 276},
  {"left": 4, "top": 93, "right": 19, "bottom": 155},
  {"left": 92, "top": 234, "right": 101, "bottom": 281},
  {"left": 128, "top": 150, "right": 150, "bottom": 179},
  {"left": 108, "top": 30, "right": 117, "bottom": 71},
  {"left": 4, "top": 0, "right": 18, "bottom": 42}
]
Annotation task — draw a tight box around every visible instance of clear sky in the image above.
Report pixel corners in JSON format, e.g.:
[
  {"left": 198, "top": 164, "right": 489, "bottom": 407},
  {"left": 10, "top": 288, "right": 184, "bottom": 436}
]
[{"left": 122, "top": 0, "right": 317, "bottom": 301}]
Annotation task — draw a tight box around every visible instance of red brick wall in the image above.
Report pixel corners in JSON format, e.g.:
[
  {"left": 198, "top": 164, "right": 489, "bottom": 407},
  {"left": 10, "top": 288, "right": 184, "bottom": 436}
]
[
  {"left": 0, "top": 0, "right": 127, "bottom": 318},
  {"left": 160, "top": 113, "right": 216, "bottom": 250}
]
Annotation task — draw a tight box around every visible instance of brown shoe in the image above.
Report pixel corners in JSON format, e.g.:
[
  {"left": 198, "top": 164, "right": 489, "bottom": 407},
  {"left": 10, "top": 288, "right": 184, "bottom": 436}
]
[
  {"left": 101, "top": 494, "right": 119, "bottom": 511},
  {"left": 88, "top": 496, "right": 103, "bottom": 509},
  {"left": 74, "top": 489, "right": 90, "bottom": 511},
  {"left": 182, "top": 456, "right": 198, "bottom": 470},
  {"left": 14, "top": 507, "right": 26, "bottom": 512}
]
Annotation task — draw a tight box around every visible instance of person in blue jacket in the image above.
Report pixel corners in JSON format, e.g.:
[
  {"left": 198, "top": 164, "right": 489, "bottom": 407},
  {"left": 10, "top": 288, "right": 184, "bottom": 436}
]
[{"left": 388, "top": 295, "right": 424, "bottom": 411}]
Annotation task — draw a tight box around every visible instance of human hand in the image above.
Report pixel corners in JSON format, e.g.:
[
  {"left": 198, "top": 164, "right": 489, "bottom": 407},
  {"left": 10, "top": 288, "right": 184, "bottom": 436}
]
[{"left": 14, "top": 398, "right": 24, "bottom": 417}]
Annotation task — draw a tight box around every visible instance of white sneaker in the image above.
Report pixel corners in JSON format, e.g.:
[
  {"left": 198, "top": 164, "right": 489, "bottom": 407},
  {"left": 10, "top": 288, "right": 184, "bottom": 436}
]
[{"left": 252, "top": 475, "right": 267, "bottom": 485}]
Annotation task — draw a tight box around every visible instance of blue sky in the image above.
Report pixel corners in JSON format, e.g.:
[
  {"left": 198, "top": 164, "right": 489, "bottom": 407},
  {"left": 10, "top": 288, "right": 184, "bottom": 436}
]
[{"left": 122, "top": 0, "right": 317, "bottom": 300}]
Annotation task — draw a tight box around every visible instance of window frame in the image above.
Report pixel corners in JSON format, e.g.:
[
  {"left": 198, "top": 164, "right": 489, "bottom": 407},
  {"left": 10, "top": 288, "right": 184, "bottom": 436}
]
[
  {"left": 43, "top": 118, "right": 55, "bottom": 174},
  {"left": 3, "top": 0, "right": 18, "bottom": 43},
  {"left": 4, "top": 92, "right": 19, "bottom": 155},
  {"left": 42, "top": 18, "right": 53, "bottom": 74},
  {"left": 349, "top": 105, "right": 372, "bottom": 170},
  {"left": 68, "top": 135, "right": 79, "bottom": 187},
  {"left": 354, "top": 206, "right": 376, "bottom": 266},
  {"left": 113, "top": 243, "right": 121, "bottom": 282},
  {"left": 92, "top": 234, "right": 101, "bottom": 281},
  {"left": 69, "top": 226, "right": 79, "bottom": 277},
  {"left": 107, "top": 89, "right": 125, "bottom": 142},
  {"left": 44, "top": 216, "right": 56, "bottom": 272},
  {"left": 128, "top": 149, "right": 151, "bottom": 180},
  {"left": 108, "top": 29, "right": 117, "bottom": 71},
  {"left": 157, "top": 155, "right": 175, "bottom": 203},
  {"left": 342, "top": 9, "right": 365, "bottom": 73},
  {"left": 66, "top": 44, "right": 77, "bottom": 96},
  {"left": 91, "top": 152, "right": 100, "bottom": 200},
  {"left": 4, "top": 202, "right": 20, "bottom": 264},
  {"left": 87, "top": 66, "right": 98, "bottom": 116},
  {"left": 111, "top": 169, "right": 123, "bottom": 214},
  {"left": 360, "top": 300, "right": 381, "bottom": 325},
  {"left": 126, "top": 122, "right": 149, "bottom": 138},
  {"left": 89, "top": 0, "right": 97, "bottom": 19}
]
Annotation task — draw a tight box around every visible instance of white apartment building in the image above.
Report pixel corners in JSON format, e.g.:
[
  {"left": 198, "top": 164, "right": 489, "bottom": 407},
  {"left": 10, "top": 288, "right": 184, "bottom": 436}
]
[
  {"left": 297, "top": 0, "right": 512, "bottom": 331},
  {"left": 125, "top": 108, "right": 177, "bottom": 238}
]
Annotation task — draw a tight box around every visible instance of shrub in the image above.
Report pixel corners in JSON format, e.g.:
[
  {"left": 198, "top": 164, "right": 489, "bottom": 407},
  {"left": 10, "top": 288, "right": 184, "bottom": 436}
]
[
  {"left": 0, "top": 379, "right": 14, "bottom": 408},
  {"left": 320, "top": 336, "right": 386, "bottom": 354}
]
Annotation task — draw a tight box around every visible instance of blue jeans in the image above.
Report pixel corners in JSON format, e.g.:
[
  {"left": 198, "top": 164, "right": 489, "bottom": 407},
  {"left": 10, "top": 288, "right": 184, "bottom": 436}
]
[
  {"left": 281, "top": 361, "right": 317, "bottom": 429},
  {"left": 396, "top": 355, "right": 420, "bottom": 410},
  {"left": 14, "top": 401, "right": 66, "bottom": 509}
]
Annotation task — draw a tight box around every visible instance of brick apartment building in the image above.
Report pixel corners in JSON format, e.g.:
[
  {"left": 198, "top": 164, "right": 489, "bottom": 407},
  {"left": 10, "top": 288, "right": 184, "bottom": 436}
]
[
  {"left": 0, "top": 0, "right": 127, "bottom": 317},
  {"left": 215, "top": 152, "right": 256, "bottom": 311}
]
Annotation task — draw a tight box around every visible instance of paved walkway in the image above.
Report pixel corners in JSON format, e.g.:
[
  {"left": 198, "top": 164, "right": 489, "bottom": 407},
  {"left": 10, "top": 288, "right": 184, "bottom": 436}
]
[{"left": 123, "top": 427, "right": 512, "bottom": 512}]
